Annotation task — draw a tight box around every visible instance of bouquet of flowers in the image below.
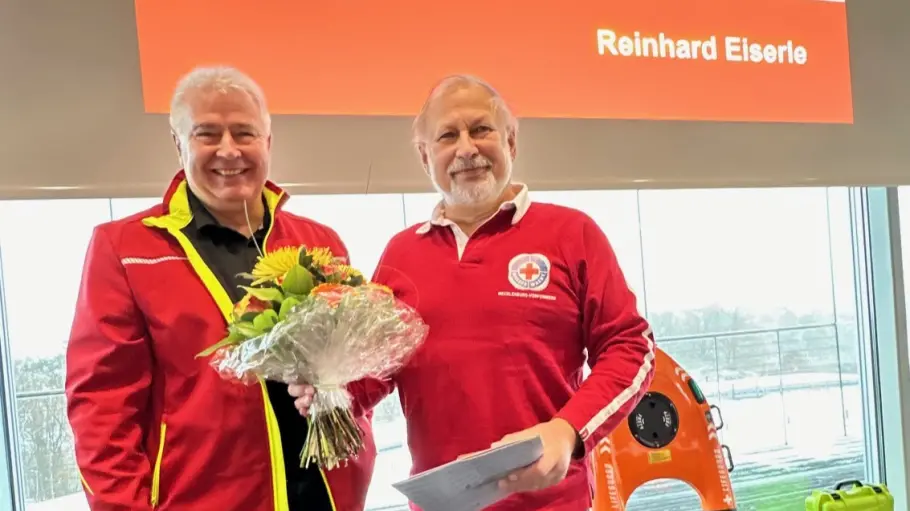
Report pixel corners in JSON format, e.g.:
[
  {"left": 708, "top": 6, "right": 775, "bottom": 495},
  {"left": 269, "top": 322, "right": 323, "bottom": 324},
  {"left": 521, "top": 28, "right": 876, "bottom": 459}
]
[{"left": 196, "top": 245, "right": 429, "bottom": 470}]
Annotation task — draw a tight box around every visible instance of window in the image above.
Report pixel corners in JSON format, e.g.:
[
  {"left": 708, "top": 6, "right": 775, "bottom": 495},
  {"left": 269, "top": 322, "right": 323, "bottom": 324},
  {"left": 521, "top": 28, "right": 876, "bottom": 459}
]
[
  {"left": 0, "top": 199, "right": 113, "bottom": 510},
  {"left": 402, "top": 193, "right": 439, "bottom": 227},
  {"left": 110, "top": 197, "right": 160, "bottom": 220},
  {"left": 283, "top": 193, "right": 407, "bottom": 278},
  {"left": 0, "top": 187, "right": 881, "bottom": 511},
  {"left": 532, "top": 190, "right": 645, "bottom": 308},
  {"left": 628, "top": 188, "right": 865, "bottom": 509},
  {"left": 899, "top": 186, "right": 910, "bottom": 337},
  {"left": 396, "top": 187, "right": 869, "bottom": 510},
  {"left": 283, "top": 194, "right": 413, "bottom": 510}
]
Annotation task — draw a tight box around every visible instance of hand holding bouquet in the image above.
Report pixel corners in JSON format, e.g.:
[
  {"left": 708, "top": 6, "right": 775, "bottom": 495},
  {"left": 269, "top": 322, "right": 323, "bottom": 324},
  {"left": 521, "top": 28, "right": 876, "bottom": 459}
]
[{"left": 196, "top": 245, "right": 429, "bottom": 470}]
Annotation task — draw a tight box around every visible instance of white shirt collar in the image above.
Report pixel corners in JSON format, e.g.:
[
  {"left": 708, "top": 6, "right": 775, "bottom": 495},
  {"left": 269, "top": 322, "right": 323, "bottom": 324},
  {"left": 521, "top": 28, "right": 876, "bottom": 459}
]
[{"left": 415, "top": 183, "right": 531, "bottom": 235}]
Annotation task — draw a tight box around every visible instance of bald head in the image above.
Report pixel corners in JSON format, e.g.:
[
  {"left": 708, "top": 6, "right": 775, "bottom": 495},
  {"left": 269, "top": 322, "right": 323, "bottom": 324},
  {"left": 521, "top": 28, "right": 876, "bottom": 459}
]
[{"left": 412, "top": 74, "right": 518, "bottom": 145}]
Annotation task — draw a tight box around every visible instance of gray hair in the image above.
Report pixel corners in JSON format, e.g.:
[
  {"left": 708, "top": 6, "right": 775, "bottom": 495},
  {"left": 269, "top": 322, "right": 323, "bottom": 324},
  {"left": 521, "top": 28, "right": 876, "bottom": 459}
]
[
  {"left": 169, "top": 66, "right": 271, "bottom": 139},
  {"left": 411, "top": 74, "right": 518, "bottom": 145}
]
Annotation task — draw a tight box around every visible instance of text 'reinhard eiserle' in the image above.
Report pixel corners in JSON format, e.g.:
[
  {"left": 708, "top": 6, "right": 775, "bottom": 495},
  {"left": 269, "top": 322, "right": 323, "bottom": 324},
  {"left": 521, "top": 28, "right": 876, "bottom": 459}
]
[{"left": 596, "top": 29, "right": 809, "bottom": 65}]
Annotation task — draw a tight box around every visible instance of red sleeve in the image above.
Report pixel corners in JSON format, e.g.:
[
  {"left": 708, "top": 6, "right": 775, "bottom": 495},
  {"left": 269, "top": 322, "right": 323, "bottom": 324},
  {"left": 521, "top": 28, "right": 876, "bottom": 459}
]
[
  {"left": 555, "top": 214, "right": 656, "bottom": 455},
  {"left": 347, "top": 377, "right": 395, "bottom": 418},
  {"left": 65, "top": 227, "right": 154, "bottom": 511},
  {"left": 319, "top": 224, "right": 350, "bottom": 263}
]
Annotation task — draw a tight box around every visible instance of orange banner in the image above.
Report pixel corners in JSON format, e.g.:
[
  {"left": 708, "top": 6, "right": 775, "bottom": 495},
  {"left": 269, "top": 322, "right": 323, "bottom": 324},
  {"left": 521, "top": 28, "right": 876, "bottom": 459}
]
[{"left": 134, "top": 0, "right": 853, "bottom": 123}]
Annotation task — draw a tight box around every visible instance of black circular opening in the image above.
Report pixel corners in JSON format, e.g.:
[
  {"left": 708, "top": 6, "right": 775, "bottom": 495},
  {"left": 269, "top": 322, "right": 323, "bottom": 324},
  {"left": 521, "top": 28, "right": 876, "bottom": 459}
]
[{"left": 627, "top": 391, "right": 680, "bottom": 449}]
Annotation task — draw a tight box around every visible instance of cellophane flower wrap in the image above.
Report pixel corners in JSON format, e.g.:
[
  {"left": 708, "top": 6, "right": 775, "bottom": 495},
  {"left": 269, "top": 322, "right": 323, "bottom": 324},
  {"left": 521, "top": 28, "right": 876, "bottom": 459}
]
[{"left": 196, "top": 245, "right": 429, "bottom": 470}]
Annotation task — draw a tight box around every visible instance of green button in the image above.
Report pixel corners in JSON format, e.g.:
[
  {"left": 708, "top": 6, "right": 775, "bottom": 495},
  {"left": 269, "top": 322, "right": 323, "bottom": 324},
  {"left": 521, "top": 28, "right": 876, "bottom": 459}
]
[{"left": 688, "top": 378, "right": 706, "bottom": 404}]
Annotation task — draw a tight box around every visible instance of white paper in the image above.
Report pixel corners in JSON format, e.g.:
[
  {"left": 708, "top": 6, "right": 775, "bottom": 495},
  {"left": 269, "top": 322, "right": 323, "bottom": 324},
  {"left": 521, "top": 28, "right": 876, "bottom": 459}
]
[{"left": 391, "top": 436, "right": 544, "bottom": 511}]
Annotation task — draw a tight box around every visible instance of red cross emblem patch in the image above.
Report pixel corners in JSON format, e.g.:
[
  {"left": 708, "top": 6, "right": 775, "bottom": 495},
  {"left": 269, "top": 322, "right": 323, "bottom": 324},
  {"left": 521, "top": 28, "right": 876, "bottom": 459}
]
[{"left": 508, "top": 253, "right": 551, "bottom": 291}]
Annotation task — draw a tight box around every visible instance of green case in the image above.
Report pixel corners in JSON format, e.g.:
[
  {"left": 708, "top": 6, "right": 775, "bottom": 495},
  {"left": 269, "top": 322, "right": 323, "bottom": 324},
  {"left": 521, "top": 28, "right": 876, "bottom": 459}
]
[{"left": 805, "top": 480, "right": 893, "bottom": 511}]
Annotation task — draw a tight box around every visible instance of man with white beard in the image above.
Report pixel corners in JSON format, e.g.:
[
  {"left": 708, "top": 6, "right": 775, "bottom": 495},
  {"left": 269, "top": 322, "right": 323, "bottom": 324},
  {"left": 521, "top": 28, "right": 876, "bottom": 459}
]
[{"left": 291, "top": 75, "right": 656, "bottom": 510}]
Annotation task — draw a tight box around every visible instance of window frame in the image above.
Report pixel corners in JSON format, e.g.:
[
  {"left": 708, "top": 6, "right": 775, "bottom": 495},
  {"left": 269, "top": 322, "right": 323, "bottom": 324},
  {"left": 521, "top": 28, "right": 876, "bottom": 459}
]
[
  {"left": 0, "top": 242, "right": 23, "bottom": 511},
  {"left": 852, "top": 186, "right": 910, "bottom": 508}
]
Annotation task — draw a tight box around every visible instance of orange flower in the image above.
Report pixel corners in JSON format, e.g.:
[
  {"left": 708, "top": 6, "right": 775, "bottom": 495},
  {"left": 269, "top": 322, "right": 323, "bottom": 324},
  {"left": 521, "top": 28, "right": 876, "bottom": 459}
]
[
  {"left": 233, "top": 294, "right": 271, "bottom": 318},
  {"left": 246, "top": 296, "right": 270, "bottom": 313},
  {"left": 367, "top": 283, "right": 394, "bottom": 295},
  {"left": 311, "top": 283, "right": 343, "bottom": 295},
  {"left": 310, "top": 283, "right": 349, "bottom": 307}
]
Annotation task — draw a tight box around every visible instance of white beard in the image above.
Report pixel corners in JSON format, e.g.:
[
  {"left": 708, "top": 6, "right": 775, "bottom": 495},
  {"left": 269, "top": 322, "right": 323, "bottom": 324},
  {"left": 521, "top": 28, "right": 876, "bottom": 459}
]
[{"left": 431, "top": 155, "right": 512, "bottom": 207}]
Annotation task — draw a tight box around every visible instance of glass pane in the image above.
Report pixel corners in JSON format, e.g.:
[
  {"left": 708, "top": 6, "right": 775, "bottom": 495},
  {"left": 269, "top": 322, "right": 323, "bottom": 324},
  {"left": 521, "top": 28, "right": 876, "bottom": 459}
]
[
  {"left": 365, "top": 391, "right": 410, "bottom": 510},
  {"left": 282, "top": 193, "right": 410, "bottom": 510},
  {"left": 625, "top": 187, "right": 865, "bottom": 510},
  {"left": 0, "top": 200, "right": 112, "bottom": 389},
  {"left": 401, "top": 193, "right": 440, "bottom": 227},
  {"left": 0, "top": 199, "right": 111, "bottom": 510},
  {"left": 283, "top": 194, "right": 407, "bottom": 278},
  {"left": 110, "top": 197, "right": 159, "bottom": 220},
  {"left": 3, "top": 189, "right": 870, "bottom": 511},
  {"left": 532, "top": 189, "right": 645, "bottom": 313},
  {"left": 826, "top": 190, "right": 864, "bottom": 441},
  {"left": 16, "top": 395, "right": 86, "bottom": 511}
]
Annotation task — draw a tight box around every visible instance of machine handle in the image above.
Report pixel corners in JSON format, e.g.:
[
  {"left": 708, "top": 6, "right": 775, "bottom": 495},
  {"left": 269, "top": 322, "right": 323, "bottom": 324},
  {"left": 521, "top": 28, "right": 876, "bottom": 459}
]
[
  {"left": 722, "top": 444, "right": 735, "bottom": 473},
  {"left": 710, "top": 404, "right": 725, "bottom": 430},
  {"left": 834, "top": 480, "right": 863, "bottom": 491}
]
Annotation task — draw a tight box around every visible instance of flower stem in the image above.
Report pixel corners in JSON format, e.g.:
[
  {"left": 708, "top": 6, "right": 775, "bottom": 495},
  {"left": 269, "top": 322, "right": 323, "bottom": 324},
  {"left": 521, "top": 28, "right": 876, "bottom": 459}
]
[{"left": 300, "top": 406, "right": 363, "bottom": 471}]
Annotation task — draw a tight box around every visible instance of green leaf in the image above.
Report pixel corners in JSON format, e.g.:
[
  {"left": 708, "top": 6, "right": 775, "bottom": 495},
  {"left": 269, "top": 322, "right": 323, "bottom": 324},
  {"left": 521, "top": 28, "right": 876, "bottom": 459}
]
[
  {"left": 229, "top": 321, "right": 264, "bottom": 338},
  {"left": 345, "top": 274, "right": 364, "bottom": 287},
  {"left": 239, "top": 286, "right": 285, "bottom": 303},
  {"left": 278, "top": 296, "right": 302, "bottom": 320},
  {"left": 253, "top": 309, "right": 280, "bottom": 331},
  {"left": 298, "top": 250, "right": 313, "bottom": 268},
  {"left": 281, "top": 265, "right": 315, "bottom": 295},
  {"left": 195, "top": 332, "right": 244, "bottom": 358},
  {"left": 240, "top": 311, "right": 258, "bottom": 323},
  {"left": 236, "top": 272, "right": 257, "bottom": 283}
]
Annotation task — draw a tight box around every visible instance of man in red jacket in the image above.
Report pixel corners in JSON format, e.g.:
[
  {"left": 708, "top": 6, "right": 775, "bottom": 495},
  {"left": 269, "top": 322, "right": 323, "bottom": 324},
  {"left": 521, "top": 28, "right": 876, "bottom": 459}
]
[
  {"left": 65, "top": 66, "right": 375, "bottom": 511},
  {"left": 291, "top": 75, "right": 656, "bottom": 510}
]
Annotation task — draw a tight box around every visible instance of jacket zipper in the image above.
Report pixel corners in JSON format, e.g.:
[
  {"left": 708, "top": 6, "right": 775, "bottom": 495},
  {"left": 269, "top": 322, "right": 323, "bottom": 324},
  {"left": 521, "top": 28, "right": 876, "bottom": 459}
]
[{"left": 150, "top": 421, "right": 167, "bottom": 507}]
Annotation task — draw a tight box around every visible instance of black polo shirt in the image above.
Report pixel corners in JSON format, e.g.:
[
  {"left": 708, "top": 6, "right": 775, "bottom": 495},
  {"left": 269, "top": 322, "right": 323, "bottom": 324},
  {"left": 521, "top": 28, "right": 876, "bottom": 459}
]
[{"left": 184, "top": 191, "right": 332, "bottom": 511}]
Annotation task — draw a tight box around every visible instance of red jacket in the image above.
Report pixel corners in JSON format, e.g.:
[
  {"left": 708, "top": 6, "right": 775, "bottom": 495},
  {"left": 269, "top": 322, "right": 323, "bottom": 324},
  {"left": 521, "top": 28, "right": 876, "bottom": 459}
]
[
  {"left": 349, "top": 192, "right": 655, "bottom": 511},
  {"left": 65, "top": 172, "right": 376, "bottom": 511}
]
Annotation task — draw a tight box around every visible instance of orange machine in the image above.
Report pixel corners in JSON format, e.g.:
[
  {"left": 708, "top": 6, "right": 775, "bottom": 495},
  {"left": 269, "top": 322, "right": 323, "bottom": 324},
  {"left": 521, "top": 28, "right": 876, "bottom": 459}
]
[{"left": 592, "top": 348, "right": 737, "bottom": 510}]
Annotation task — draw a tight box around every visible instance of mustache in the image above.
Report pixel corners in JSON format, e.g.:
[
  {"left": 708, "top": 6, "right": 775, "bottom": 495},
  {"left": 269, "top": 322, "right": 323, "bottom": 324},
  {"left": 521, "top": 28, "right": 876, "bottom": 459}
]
[{"left": 448, "top": 155, "right": 493, "bottom": 174}]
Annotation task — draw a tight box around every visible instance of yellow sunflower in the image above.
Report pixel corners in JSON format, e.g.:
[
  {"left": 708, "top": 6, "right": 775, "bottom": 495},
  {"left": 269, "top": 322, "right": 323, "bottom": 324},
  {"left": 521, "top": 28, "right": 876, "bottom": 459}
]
[
  {"left": 249, "top": 246, "right": 300, "bottom": 286},
  {"left": 336, "top": 264, "right": 364, "bottom": 281},
  {"left": 306, "top": 247, "right": 335, "bottom": 268}
]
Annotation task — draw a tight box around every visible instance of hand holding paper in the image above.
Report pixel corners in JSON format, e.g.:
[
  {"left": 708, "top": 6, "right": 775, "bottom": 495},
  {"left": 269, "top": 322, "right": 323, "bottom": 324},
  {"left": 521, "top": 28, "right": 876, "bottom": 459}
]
[
  {"left": 392, "top": 436, "right": 544, "bottom": 511},
  {"left": 493, "top": 418, "right": 580, "bottom": 494}
]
